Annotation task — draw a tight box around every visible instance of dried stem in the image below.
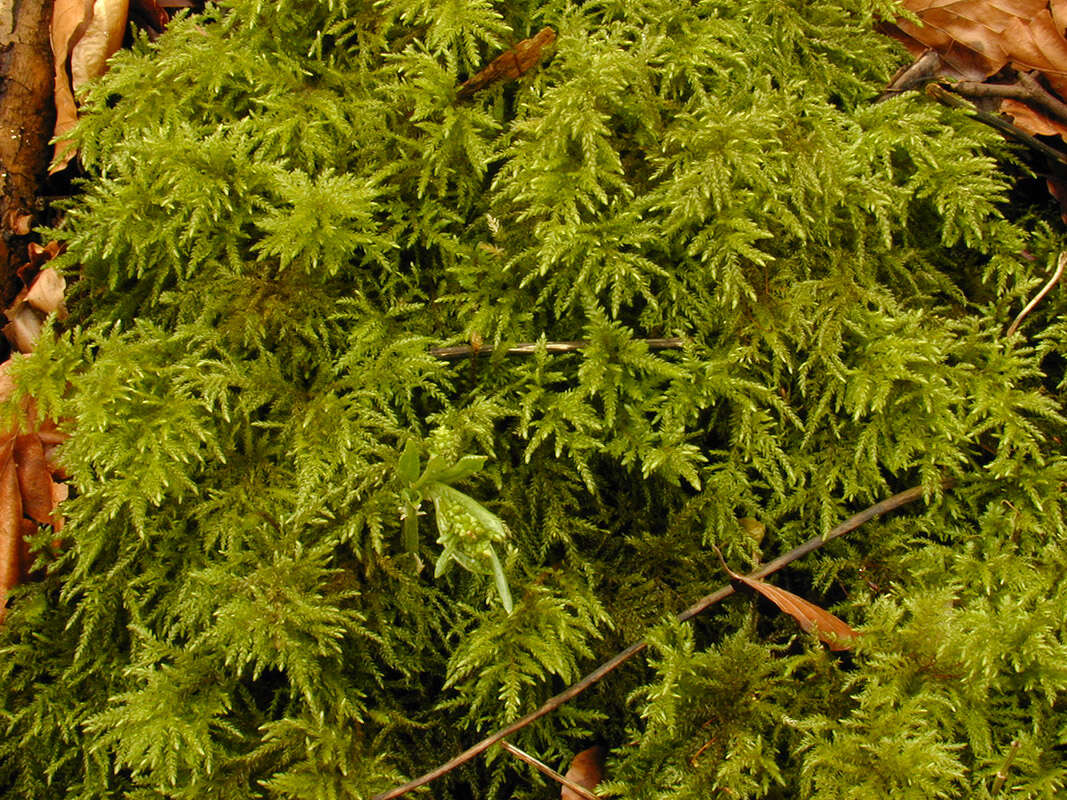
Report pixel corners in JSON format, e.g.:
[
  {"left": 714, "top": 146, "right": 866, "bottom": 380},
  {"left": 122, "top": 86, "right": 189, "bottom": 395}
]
[
  {"left": 430, "top": 337, "right": 686, "bottom": 360},
  {"left": 925, "top": 84, "right": 1067, "bottom": 168},
  {"left": 499, "top": 741, "right": 601, "bottom": 800},
  {"left": 990, "top": 739, "right": 1021, "bottom": 796},
  {"left": 370, "top": 483, "right": 936, "bottom": 800},
  {"left": 1006, "top": 251, "right": 1065, "bottom": 337},
  {"left": 952, "top": 72, "right": 1067, "bottom": 126},
  {"left": 879, "top": 49, "right": 942, "bottom": 99}
]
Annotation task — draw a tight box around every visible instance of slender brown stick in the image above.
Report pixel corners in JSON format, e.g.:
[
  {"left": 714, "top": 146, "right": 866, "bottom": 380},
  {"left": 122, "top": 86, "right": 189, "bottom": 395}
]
[
  {"left": 1006, "top": 251, "right": 1064, "bottom": 337},
  {"left": 925, "top": 84, "right": 1067, "bottom": 168},
  {"left": 499, "top": 741, "right": 601, "bottom": 800},
  {"left": 1016, "top": 72, "right": 1067, "bottom": 123},
  {"left": 429, "top": 337, "right": 685, "bottom": 360},
  {"left": 879, "top": 49, "right": 942, "bottom": 100},
  {"left": 990, "top": 739, "right": 1021, "bottom": 796},
  {"left": 952, "top": 73, "right": 1067, "bottom": 126},
  {"left": 370, "top": 484, "right": 934, "bottom": 800}
]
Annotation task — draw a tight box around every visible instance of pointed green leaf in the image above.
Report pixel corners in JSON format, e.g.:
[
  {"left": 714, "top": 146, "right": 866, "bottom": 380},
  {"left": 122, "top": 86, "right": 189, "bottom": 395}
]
[
  {"left": 402, "top": 502, "right": 419, "bottom": 552},
  {"left": 487, "top": 545, "right": 513, "bottom": 614},
  {"left": 424, "top": 455, "right": 487, "bottom": 485},
  {"left": 397, "top": 440, "right": 421, "bottom": 485}
]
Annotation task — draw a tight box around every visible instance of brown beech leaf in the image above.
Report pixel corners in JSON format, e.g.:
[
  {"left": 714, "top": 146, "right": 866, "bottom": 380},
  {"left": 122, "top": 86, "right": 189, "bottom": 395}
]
[
  {"left": 14, "top": 434, "right": 58, "bottom": 526},
  {"left": 885, "top": 3, "right": 1067, "bottom": 139},
  {"left": 457, "top": 27, "right": 556, "bottom": 100},
  {"left": 51, "top": 482, "right": 69, "bottom": 533},
  {"left": 882, "top": 1, "right": 1045, "bottom": 80},
  {"left": 716, "top": 551, "right": 859, "bottom": 651},
  {"left": 3, "top": 305, "right": 44, "bottom": 354},
  {"left": 561, "top": 745, "right": 606, "bottom": 800},
  {"left": 0, "top": 436, "right": 22, "bottom": 625},
  {"left": 24, "top": 268, "right": 68, "bottom": 319},
  {"left": 1001, "top": 96, "right": 1067, "bottom": 136},
  {"left": 50, "top": 0, "right": 131, "bottom": 172},
  {"left": 26, "top": 240, "right": 63, "bottom": 268},
  {"left": 3, "top": 209, "right": 33, "bottom": 237},
  {"left": 1054, "top": 0, "right": 1067, "bottom": 33},
  {"left": 1001, "top": 10, "right": 1067, "bottom": 96},
  {"left": 4, "top": 260, "right": 69, "bottom": 354}
]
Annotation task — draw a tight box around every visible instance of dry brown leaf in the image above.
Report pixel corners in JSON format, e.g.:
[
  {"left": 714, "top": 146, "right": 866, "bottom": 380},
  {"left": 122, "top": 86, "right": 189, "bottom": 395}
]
[
  {"left": 735, "top": 574, "right": 860, "bottom": 650},
  {"left": 884, "top": 1, "right": 1036, "bottom": 80},
  {"left": 50, "top": 0, "right": 131, "bottom": 172},
  {"left": 14, "top": 434, "right": 59, "bottom": 526},
  {"left": 561, "top": 745, "right": 606, "bottom": 800},
  {"left": 4, "top": 253, "right": 69, "bottom": 354},
  {"left": 1001, "top": 96, "right": 1067, "bottom": 135},
  {"left": 716, "top": 551, "right": 859, "bottom": 651},
  {"left": 1052, "top": 0, "right": 1067, "bottom": 34},
  {"left": 1002, "top": 11, "right": 1067, "bottom": 96},
  {"left": 3, "top": 209, "right": 33, "bottom": 237},
  {"left": 0, "top": 436, "right": 22, "bottom": 625},
  {"left": 0, "top": 359, "right": 70, "bottom": 624},
  {"left": 26, "top": 240, "right": 63, "bottom": 267},
  {"left": 51, "top": 482, "right": 69, "bottom": 533},
  {"left": 25, "top": 268, "right": 68, "bottom": 318},
  {"left": 886, "top": 2, "right": 1067, "bottom": 139},
  {"left": 457, "top": 27, "right": 556, "bottom": 100},
  {"left": 3, "top": 305, "right": 44, "bottom": 354}
]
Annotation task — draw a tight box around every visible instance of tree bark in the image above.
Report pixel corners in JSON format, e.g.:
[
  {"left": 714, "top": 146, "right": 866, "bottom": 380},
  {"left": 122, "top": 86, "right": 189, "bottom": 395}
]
[{"left": 0, "top": 0, "right": 54, "bottom": 306}]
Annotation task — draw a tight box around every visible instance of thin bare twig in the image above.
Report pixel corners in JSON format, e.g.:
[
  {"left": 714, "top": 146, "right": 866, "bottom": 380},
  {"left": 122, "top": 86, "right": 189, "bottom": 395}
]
[
  {"left": 1016, "top": 72, "right": 1067, "bottom": 123},
  {"left": 370, "top": 484, "right": 936, "bottom": 800},
  {"left": 430, "top": 337, "right": 686, "bottom": 360},
  {"left": 1006, "top": 251, "right": 1065, "bottom": 337},
  {"left": 951, "top": 72, "right": 1067, "bottom": 127},
  {"left": 499, "top": 741, "right": 601, "bottom": 800},
  {"left": 925, "top": 84, "right": 1067, "bottom": 168},
  {"left": 990, "top": 739, "right": 1021, "bottom": 796},
  {"left": 879, "top": 49, "right": 942, "bottom": 100}
]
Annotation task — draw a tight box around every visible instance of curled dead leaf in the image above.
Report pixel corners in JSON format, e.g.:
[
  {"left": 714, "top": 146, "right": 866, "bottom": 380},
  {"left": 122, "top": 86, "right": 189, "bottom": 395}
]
[
  {"left": 3, "top": 305, "right": 44, "bottom": 354},
  {"left": 3, "top": 209, "right": 33, "bottom": 237},
  {"left": 0, "top": 436, "right": 22, "bottom": 625},
  {"left": 26, "top": 241, "right": 63, "bottom": 267},
  {"left": 14, "top": 434, "right": 59, "bottom": 526},
  {"left": 50, "top": 0, "right": 131, "bottom": 171},
  {"left": 25, "top": 268, "right": 68, "bottom": 319},
  {"left": 715, "top": 547, "right": 859, "bottom": 651},
  {"left": 0, "top": 361, "right": 70, "bottom": 624},
  {"left": 561, "top": 745, "right": 606, "bottom": 800}
]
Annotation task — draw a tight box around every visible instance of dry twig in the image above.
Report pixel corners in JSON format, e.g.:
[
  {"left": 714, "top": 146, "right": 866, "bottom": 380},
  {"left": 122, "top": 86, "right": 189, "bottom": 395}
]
[
  {"left": 990, "top": 739, "right": 1021, "bottom": 796},
  {"left": 370, "top": 484, "right": 937, "bottom": 800},
  {"left": 499, "top": 741, "right": 601, "bottom": 800},
  {"left": 430, "top": 337, "right": 686, "bottom": 360},
  {"left": 1006, "top": 251, "right": 1065, "bottom": 337},
  {"left": 925, "top": 84, "right": 1067, "bottom": 168},
  {"left": 951, "top": 72, "right": 1067, "bottom": 127}
]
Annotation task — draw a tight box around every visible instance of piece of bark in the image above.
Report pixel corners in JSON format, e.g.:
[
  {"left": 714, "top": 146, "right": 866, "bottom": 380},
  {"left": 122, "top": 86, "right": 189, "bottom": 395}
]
[
  {"left": 0, "top": 0, "right": 56, "bottom": 307},
  {"left": 456, "top": 27, "right": 556, "bottom": 100}
]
